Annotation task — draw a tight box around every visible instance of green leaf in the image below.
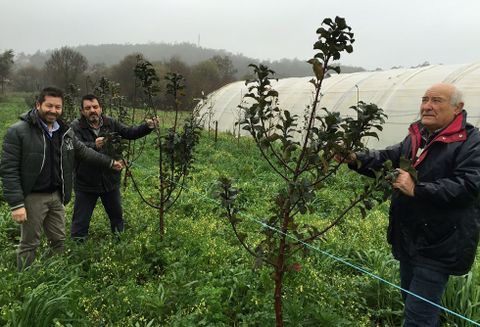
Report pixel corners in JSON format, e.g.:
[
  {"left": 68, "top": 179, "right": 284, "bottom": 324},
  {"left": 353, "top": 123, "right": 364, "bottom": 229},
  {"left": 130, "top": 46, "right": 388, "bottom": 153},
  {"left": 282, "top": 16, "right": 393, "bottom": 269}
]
[
  {"left": 400, "top": 156, "right": 418, "bottom": 182},
  {"left": 308, "top": 59, "right": 324, "bottom": 80},
  {"left": 266, "top": 133, "right": 281, "bottom": 142},
  {"left": 335, "top": 16, "right": 347, "bottom": 29},
  {"left": 383, "top": 160, "right": 393, "bottom": 171},
  {"left": 322, "top": 18, "right": 333, "bottom": 26},
  {"left": 329, "top": 66, "right": 341, "bottom": 74}
]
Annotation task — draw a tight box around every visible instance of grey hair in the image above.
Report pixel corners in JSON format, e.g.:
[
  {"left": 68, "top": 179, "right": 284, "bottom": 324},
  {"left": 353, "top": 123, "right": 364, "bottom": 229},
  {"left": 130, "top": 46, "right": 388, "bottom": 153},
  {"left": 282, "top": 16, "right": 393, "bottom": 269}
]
[{"left": 450, "top": 86, "right": 464, "bottom": 106}]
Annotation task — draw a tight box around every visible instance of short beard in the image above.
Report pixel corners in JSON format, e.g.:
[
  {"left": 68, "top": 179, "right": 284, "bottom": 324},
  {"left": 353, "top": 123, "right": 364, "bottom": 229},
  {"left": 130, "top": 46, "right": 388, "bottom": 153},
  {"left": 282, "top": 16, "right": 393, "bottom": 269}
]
[
  {"left": 38, "top": 110, "right": 57, "bottom": 123},
  {"left": 88, "top": 114, "right": 99, "bottom": 123}
]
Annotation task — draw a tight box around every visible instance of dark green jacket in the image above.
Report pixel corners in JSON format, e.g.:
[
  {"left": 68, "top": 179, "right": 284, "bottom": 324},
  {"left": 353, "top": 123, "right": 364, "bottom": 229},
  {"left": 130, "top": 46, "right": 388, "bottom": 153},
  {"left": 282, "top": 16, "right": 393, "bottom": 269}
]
[{"left": 0, "top": 109, "right": 113, "bottom": 210}]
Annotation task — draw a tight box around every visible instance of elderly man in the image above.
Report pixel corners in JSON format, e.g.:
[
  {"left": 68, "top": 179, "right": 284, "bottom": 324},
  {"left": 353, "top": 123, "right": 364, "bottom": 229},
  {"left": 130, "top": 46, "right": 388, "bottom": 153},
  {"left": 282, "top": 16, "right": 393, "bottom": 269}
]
[
  {"left": 338, "top": 83, "right": 480, "bottom": 326},
  {"left": 70, "top": 94, "right": 157, "bottom": 241},
  {"left": 0, "top": 87, "right": 123, "bottom": 270}
]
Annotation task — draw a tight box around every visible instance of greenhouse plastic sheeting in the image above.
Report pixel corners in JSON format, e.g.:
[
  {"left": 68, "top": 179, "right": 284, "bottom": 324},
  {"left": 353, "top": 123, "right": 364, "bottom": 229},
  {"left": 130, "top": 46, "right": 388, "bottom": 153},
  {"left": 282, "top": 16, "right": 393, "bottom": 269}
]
[{"left": 199, "top": 61, "right": 480, "bottom": 149}]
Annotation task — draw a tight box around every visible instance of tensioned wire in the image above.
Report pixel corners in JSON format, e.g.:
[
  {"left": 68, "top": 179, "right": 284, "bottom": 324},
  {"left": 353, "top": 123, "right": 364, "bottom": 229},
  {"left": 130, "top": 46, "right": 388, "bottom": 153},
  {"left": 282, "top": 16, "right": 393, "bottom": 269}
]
[{"left": 128, "top": 161, "right": 480, "bottom": 326}]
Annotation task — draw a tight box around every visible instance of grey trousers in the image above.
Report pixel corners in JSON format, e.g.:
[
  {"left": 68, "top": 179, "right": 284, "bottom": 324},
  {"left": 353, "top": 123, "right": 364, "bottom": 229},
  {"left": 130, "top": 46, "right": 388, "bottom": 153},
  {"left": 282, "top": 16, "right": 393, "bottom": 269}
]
[{"left": 17, "top": 191, "right": 65, "bottom": 270}]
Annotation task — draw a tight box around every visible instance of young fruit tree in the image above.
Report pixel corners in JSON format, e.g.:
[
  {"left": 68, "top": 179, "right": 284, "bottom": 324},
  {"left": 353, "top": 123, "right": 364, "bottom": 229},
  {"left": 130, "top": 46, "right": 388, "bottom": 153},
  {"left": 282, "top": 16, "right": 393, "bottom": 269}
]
[
  {"left": 130, "top": 58, "right": 202, "bottom": 235},
  {"left": 219, "top": 16, "right": 391, "bottom": 326},
  {"left": 90, "top": 75, "right": 149, "bottom": 188}
]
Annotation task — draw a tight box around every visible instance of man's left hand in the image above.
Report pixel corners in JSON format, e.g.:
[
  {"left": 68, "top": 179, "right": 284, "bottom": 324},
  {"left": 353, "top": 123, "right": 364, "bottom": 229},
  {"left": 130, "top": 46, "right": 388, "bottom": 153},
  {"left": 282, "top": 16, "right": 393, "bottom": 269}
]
[
  {"left": 95, "top": 137, "right": 105, "bottom": 149},
  {"left": 392, "top": 168, "right": 415, "bottom": 197}
]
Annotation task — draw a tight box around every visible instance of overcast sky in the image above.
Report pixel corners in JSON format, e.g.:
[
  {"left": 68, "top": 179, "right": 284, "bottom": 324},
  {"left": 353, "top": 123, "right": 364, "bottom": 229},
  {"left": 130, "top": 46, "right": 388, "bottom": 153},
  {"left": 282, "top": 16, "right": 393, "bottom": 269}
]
[{"left": 1, "top": 0, "right": 479, "bottom": 70}]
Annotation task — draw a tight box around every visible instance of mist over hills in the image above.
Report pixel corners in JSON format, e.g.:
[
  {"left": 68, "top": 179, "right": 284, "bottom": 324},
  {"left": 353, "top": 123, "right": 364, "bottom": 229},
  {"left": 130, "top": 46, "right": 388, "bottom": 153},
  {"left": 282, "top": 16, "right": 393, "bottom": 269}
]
[{"left": 14, "top": 42, "right": 366, "bottom": 78}]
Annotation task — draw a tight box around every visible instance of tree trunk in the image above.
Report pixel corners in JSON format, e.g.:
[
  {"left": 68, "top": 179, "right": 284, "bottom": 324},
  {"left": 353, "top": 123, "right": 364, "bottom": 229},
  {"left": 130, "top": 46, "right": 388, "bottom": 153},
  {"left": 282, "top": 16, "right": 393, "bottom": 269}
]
[
  {"left": 122, "top": 165, "right": 130, "bottom": 190},
  {"left": 159, "top": 204, "right": 165, "bottom": 237},
  {"left": 159, "top": 151, "right": 165, "bottom": 237},
  {"left": 158, "top": 131, "right": 165, "bottom": 237},
  {"left": 274, "top": 267, "right": 285, "bottom": 327},
  {"left": 274, "top": 232, "right": 287, "bottom": 327}
]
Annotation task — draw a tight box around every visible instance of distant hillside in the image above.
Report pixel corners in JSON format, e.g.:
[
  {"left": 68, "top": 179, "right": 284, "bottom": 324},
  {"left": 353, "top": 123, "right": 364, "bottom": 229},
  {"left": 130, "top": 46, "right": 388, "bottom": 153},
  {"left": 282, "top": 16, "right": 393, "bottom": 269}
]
[{"left": 14, "top": 42, "right": 366, "bottom": 78}]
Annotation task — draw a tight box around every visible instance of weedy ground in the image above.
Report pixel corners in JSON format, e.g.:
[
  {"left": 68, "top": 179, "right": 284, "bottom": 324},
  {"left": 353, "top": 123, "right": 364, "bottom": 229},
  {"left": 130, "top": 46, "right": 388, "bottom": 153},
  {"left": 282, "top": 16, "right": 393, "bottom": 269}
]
[{"left": 0, "top": 94, "right": 478, "bottom": 326}]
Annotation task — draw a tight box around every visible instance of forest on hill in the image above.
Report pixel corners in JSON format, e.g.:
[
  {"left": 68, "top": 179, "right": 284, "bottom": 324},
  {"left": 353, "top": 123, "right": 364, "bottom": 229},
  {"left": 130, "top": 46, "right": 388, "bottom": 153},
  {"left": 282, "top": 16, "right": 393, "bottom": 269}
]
[
  {"left": 0, "top": 43, "right": 367, "bottom": 111},
  {"left": 14, "top": 42, "right": 367, "bottom": 78}
]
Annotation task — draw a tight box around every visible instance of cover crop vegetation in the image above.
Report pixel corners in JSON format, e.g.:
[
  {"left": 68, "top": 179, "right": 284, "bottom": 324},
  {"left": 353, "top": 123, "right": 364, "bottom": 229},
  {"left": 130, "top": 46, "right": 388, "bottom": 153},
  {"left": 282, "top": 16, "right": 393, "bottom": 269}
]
[{"left": 0, "top": 93, "right": 478, "bottom": 326}]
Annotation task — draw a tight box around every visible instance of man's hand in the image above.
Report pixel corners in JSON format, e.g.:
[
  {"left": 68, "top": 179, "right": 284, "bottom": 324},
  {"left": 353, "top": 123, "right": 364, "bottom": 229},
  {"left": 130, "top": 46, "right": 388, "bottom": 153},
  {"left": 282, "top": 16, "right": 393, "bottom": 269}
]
[
  {"left": 334, "top": 152, "right": 357, "bottom": 165},
  {"left": 145, "top": 117, "right": 159, "bottom": 129},
  {"left": 392, "top": 168, "right": 415, "bottom": 197},
  {"left": 95, "top": 137, "right": 105, "bottom": 149},
  {"left": 12, "top": 207, "right": 27, "bottom": 223},
  {"left": 111, "top": 160, "right": 124, "bottom": 171}
]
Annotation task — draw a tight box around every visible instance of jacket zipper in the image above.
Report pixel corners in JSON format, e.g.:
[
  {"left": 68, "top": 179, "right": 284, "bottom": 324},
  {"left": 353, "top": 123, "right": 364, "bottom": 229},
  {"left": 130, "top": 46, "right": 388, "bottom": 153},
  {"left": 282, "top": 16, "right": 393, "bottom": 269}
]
[
  {"left": 39, "top": 132, "right": 46, "bottom": 173},
  {"left": 60, "top": 128, "right": 71, "bottom": 203}
]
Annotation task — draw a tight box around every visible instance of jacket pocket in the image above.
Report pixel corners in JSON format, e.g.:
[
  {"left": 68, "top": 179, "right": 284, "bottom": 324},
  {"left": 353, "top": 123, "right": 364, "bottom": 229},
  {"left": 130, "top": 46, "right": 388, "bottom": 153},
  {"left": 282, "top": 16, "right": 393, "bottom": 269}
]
[{"left": 416, "top": 222, "right": 458, "bottom": 264}]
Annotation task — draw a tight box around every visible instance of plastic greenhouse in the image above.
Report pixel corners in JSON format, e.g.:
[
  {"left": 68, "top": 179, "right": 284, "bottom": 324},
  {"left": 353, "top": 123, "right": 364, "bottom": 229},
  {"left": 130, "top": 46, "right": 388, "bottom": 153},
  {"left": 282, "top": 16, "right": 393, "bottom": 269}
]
[{"left": 199, "top": 62, "right": 480, "bottom": 149}]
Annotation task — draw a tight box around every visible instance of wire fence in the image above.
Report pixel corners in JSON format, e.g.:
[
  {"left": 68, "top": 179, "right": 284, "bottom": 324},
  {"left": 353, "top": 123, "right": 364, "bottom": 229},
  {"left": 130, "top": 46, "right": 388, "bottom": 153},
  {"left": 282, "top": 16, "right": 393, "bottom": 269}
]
[{"left": 128, "top": 160, "right": 480, "bottom": 326}]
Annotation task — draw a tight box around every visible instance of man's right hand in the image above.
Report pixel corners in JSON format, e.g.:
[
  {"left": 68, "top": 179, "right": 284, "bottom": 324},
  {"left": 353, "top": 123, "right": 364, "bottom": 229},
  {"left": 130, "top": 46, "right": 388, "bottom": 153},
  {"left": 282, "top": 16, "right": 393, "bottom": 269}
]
[
  {"left": 334, "top": 152, "right": 357, "bottom": 165},
  {"left": 111, "top": 160, "right": 124, "bottom": 171},
  {"left": 95, "top": 137, "right": 105, "bottom": 149},
  {"left": 12, "top": 207, "right": 27, "bottom": 223}
]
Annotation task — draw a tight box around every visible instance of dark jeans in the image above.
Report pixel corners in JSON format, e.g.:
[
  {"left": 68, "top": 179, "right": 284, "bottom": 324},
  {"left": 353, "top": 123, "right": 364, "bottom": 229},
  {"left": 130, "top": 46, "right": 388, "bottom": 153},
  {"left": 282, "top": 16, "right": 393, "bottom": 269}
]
[
  {"left": 70, "top": 188, "right": 124, "bottom": 239},
  {"left": 400, "top": 261, "right": 449, "bottom": 327}
]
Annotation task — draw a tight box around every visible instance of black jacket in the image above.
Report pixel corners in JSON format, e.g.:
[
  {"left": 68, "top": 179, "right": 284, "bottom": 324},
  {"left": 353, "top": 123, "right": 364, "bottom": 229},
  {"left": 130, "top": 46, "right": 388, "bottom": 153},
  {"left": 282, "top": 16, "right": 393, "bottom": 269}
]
[
  {"left": 71, "top": 115, "right": 152, "bottom": 193},
  {"left": 0, "top": 109, "right": 113, "bottom": 210},
  {"left": 353, "top": 111, "right": 480, "bottom": 275}
]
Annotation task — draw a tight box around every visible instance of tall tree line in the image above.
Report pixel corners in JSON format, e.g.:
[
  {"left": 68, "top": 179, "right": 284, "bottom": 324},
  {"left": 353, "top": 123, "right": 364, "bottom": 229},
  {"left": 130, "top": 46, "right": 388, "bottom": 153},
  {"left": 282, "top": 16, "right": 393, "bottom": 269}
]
[
  {"left": 4, "top": 44, "right": 367, "bottom": 108},
  {"left": 5, "top": 47, "right": 237, "bottom": 110}
]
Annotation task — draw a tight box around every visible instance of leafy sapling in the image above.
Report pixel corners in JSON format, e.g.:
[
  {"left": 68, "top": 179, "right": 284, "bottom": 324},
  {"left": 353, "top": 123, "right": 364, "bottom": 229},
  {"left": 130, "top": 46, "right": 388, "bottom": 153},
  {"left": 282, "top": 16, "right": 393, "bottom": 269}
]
[
  {"left": 219, "top": 16, "right": 390, "bottom": 327},
  {"left": 130, "top": 58, "right": 202, "bottom": 235}
]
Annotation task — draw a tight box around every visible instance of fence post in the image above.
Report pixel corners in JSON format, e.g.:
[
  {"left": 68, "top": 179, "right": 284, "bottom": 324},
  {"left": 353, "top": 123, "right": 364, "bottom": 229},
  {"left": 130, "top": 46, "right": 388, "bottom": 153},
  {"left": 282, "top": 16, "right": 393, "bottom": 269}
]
[{"left": 237, "top": 119, "right": 241, "bottom": 144}]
